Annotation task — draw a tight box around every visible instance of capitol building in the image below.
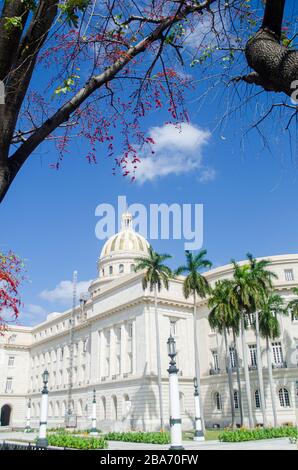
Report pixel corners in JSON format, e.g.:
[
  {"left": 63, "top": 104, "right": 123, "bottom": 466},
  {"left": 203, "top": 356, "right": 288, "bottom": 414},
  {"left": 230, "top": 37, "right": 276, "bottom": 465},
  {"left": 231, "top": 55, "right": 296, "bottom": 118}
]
[{"left": 0, "top": 212, "right": 298, "bottom": 431}]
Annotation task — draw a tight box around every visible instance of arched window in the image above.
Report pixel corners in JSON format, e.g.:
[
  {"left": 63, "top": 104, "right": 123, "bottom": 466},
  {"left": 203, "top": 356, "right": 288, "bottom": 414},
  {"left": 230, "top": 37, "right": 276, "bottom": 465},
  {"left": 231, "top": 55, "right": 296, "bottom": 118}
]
[
  {"left": 100, "top": 396, "right": 106, "bottom": 420},
  {"left": 119, "top": 264, "right": 124, "bottom": 273},
  {"left": 62, "top": 401, "right": 66, "bottom": 417},
  {"left": 111, "top": 395, "right": 118, "bottom": 420},
  {"left": 130, "top": 264, "right": 135, "bottom": 273},
  {"left": 109, "top": 265, "right": 113, "bottom": 275},
  {"left": 32, "top": 403, "right": 36, "bottom": 418},
  {"left": 122, "top": 394, "right": 131, "bottom": 418},
  {"left": 233, "top": 390, "right": 239, "bottom": 409},
  {"left": 55, "top": 401, "right": 60, "bottom": 418},
  {"left": 214, "top": 392, "right": 222, "bottom": 411},
  {"left": 49, "top": 402, "right": 54, "bottom": 418},
  {"left": 279, "top": 387, "right": 290, "bottom": 407},
  {"left": 77, "top": 399, "right": 83, "bottom": 417},
  {"left": 255, "top": 390, "right": 261, "bottom": 409}
]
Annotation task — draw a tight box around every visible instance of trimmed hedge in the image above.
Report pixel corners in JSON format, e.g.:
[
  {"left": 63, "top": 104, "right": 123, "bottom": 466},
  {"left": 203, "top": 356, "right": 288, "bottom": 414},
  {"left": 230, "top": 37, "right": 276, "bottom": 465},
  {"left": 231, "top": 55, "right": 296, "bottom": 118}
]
[
  {"left": 218, "top": 426, "right": 298, "bottom": 442},
  {"left": 46, "top": 432, "right": 108, "bottom": 449},
  {"left": 104, "top": 431, "right": 170, "bottom": 445}
]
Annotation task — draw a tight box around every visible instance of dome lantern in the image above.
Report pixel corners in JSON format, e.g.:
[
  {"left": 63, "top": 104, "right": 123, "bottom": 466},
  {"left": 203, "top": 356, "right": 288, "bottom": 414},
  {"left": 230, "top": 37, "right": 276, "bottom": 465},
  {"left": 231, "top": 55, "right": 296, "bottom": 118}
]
[{"left": 121, "top": 212, "right": 133, "bottom": 230}]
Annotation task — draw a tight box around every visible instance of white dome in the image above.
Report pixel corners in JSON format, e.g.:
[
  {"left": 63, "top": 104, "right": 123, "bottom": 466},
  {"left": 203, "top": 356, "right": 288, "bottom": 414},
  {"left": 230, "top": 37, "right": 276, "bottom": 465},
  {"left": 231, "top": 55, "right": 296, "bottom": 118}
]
[
  {"left": 91, "top": 212, "right": 149, "bottom": 292},
  {"left": 100, "top": 217, "right": 149, "bottom": 259},
  {"left": 100, "top": 230, "right": 149, "bottom": 259}
]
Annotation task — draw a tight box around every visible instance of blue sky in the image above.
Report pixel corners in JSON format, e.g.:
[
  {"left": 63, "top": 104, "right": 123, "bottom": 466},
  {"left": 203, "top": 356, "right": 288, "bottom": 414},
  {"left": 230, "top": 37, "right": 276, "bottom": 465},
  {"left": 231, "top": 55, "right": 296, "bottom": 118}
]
[{"left": 2, "top": 1, "right": 298, "bottom": 326}]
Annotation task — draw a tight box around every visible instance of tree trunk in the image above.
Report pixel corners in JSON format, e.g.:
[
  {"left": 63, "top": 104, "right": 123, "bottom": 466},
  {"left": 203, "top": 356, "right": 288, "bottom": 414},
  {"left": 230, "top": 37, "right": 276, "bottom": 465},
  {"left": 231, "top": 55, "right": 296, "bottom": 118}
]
[
  {"left": 266, "top": 335, "right": 278, "bottom": 427},
  {"left": 245, "top": 0, "right": 298, "bottom": 97},
  {"left": 240, "top": 313, "right": 254, "bottom": 428},
  {"left": 233, "top": 329, "right": 244, "bottom": 427},
  {"left": 224, "top": 327, "right": 236, "bottom": 429},
  {"left": 255, "top": 311, "right": 267, "bottom": 427},
  {"left": 193, "top": 291, "right": 205, "bottom": 433},
  {"left": 154, "top": 284, "right": 164, "bottom": 430}
]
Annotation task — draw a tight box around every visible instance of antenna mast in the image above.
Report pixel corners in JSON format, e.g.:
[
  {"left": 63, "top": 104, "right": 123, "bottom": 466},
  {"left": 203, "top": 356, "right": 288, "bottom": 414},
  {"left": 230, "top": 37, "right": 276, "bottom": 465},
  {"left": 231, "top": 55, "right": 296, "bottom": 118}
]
[{"left": 65, "top": 270, "right": 77, "bottom": 427}]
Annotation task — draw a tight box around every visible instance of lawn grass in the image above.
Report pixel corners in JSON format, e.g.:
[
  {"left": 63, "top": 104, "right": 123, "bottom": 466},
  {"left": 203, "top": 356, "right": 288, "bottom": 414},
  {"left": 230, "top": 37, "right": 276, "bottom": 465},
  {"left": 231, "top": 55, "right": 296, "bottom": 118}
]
[{"left": 182, "top": 429, "right": 221, "bottom": 441}]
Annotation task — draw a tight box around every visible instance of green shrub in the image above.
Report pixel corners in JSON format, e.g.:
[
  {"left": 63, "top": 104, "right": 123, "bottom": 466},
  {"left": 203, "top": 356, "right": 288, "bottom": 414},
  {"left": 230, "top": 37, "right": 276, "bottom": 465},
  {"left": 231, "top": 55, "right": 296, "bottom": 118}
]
[
  {"left": 45, "top": 432, "right": 108, "bottom": 449},
  {"left": 218, "top": 426, "right": 298, "bottom": 442},
  {"left": 104, "top": 431, "right": 170, "bottom": 445}
]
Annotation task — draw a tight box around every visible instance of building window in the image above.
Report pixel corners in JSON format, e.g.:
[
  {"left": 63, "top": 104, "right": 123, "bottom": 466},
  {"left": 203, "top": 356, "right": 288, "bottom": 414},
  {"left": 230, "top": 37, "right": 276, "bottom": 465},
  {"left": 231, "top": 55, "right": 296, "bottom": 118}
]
[
  {"left": 170, "top": 319, "right": 177, "bottom": 336},
  {"left": 109, "top": 265, "right": 113, "bottom": 275},
  {"left": 83, "top": 338, "right": 89, "bottom": 353},
  {"left": 245, "top": 313, "right": 255, "bottom": 328},
  {"left": 255, "top": 389, "right": 261, "bottom": 409},
  {"left": 5, "top": 377, "right": 13, "bottom": 393},
  {"left": 248, "top": 344, "right": 257, "bottom": 366},
  {"left": 127, "top": 323, "right": 133, "bottom": 339},
  {"left": 284, "top": 269, "right": 294, "bottom": 282},
  {"left": 119, "top": 264, "right": 124, "bottom": 274},
  {"left": 279, "top": 387, "right": 290, "bottom": 408},
  {"left": 128, "top": 352, "right": 133, "bottom": 374},
  {"left": 8, "top": 356, "right": 15, "bottom": 367},
  {"left": 229, "top": 346, "right": 236, "bottom": 368},
  {"left": 130, "top": 264, "right": 135, "bottom": 273},
  {"left": 179, "top": 392, "right": 185, "bottom": 413},
  {"left": 233, "top": 390, "right": 239, "bottom": 409},
  {"left": 214, "top": 392, "right": 222, "bottom": 411},
  {"left": 212, "top": 350, "right": 219, "bottom": 371},
  {"left": 272, "top": 342, "right": 283, "bottom": 365}
]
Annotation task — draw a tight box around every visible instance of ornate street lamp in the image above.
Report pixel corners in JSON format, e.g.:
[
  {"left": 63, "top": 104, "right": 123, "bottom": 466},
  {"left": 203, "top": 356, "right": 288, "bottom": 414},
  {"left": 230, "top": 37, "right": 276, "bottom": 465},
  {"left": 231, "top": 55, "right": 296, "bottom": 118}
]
[
  {"left": 90, "top": 389, "right": 98, "bottom": 436},
  {"left": 25, "top": 398, "right": 31, "bottom": 433},
  {"left": 193, "top": 377, "right": 204, "bottom": 441},
  {"left": 167, "top": 335, "right": 184, "bottom": 450},
  {"left": 36, "top": 370, "right": 49, "bottom": 447}
]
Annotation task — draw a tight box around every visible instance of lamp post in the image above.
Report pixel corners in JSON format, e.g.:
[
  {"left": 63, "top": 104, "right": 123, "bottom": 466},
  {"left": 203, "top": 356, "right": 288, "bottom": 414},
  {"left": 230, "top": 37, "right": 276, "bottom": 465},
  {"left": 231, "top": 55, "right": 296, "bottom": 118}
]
[
  {"left": 295, "top": 380, "right": 298, "bottom": 449},
  {"left": 90, "top": 389, "right": 98, "bottom": 436},
  {"left": 193, "top": 377, "right": 204, "bottom": 441},
  {"left": 167, "top": 335, "right": 184, "bottom": 450},
  {"left": 36, "top": 370, "right": 49, "bottom": 447},
  {"left": 25, "top": 398, "right": 31, "bottom": 433}
]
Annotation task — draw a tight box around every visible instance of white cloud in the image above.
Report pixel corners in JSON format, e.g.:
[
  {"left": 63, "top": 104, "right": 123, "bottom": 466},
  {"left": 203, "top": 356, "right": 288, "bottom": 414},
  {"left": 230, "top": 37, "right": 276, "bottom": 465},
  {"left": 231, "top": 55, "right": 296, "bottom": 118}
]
[
  {"left": 130, "top": 122, "right": 212, "bottom": 183},
  {"left": 27, "top": 304, "right": 47, "bottom": 315},
  {"left": 184, "top": 10, "right": 229, "bottom": 50},
  {"left": 197, "top": 167, "right": 216, "bottom": 183},
  {"left": 21, "top": 304, "right": 48, "bottom": 326},
  {"left": 39, "top": 279, "right": 92, "bottom": 303}
]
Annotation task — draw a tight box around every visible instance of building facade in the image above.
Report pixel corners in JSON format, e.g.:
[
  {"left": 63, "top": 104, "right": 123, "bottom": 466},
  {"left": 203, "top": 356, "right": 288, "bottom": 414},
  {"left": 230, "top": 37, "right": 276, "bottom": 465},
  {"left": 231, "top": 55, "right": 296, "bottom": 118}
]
[{"left": 1, "top": 213, "right": 298, "bottom": 430}]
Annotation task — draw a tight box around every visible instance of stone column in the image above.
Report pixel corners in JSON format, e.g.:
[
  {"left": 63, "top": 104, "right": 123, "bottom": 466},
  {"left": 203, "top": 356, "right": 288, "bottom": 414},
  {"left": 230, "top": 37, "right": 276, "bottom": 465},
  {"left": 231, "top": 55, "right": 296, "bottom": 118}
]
[
  {"left": 110, "top": 328, "right": 116, "bottom": 378},
  {"left": 121, "top": 323, "right": 127, "bottom": 376}
]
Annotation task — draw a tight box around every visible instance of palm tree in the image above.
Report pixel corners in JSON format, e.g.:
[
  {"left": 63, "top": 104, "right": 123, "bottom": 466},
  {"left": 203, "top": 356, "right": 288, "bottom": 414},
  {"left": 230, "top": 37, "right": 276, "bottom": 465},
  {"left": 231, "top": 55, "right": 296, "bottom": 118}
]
[
  {"left": 259, "top": 293, "right": 287, "bottom": 427},
  {"left": 231, "top": 324, "right": 244, "bottom": 426},
  {"left": 230, "top": 261, "right": 256, "bottom": 428},
  {"left": 176, "top": 249, "right": 212, "bottom": 434},
  {"left": 287, "top": 287, "right": 298, "bottom": 321},
  {"left": 208, "top": 280, "right": 237, "bottom": 428},
  {"left": 246, "top": 254, "right": 277, "bottom": 427},
  {"left": 135, "top": 246, "right": 173, "bottom": 430}
]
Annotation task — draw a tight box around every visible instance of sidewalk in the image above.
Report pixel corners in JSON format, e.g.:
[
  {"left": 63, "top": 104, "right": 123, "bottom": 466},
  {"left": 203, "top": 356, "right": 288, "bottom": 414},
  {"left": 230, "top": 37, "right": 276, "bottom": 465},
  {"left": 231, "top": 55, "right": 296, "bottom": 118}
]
[{"left": 0, "top": 431, "right": 296, "bottom": 450}]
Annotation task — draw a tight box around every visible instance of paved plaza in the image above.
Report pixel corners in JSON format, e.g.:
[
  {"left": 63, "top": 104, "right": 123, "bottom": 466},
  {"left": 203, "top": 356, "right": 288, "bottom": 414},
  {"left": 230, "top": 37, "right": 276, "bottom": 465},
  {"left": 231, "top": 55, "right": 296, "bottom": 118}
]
[{"left": 0, "top": 431, "right": 296, "bottom": 451}]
